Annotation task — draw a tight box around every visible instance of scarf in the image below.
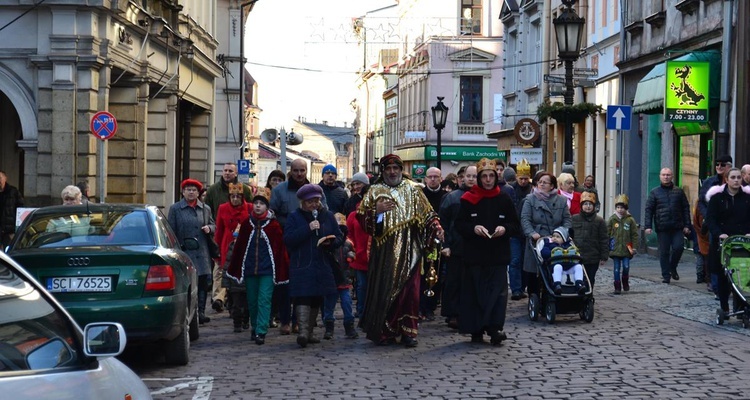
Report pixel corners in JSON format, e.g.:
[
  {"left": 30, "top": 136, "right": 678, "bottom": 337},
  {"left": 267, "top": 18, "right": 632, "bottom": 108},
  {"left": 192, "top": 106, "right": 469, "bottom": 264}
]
[
  {"left": 532, "top": 187, "right": 553, "bottom": 201},
  {"left": 559, "top": 189, "right": 573, "bottom": 209},
  {"left": 186, "top": 199, "right": 198, "bottom": 207},
  {"left": 461, "top": 184, "right": 500, "bottom": 205},
  {"left": 251, "top": 210, "right": 269, "bottom": 222}
]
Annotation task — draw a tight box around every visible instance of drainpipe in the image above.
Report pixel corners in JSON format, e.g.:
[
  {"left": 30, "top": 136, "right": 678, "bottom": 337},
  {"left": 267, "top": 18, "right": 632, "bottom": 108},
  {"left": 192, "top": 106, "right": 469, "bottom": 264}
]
[
  {"left": 617, "top": 0, "right": 627, "bottom": 195},
  {"left": 717, "top": 0, "right": 734, "bottom": 157}
]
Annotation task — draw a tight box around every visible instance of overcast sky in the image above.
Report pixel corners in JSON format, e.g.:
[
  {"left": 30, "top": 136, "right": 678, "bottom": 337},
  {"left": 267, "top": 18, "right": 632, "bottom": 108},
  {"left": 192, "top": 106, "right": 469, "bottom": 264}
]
[{"left": 245, "top": 0, "right": 394, "bottom": 131}]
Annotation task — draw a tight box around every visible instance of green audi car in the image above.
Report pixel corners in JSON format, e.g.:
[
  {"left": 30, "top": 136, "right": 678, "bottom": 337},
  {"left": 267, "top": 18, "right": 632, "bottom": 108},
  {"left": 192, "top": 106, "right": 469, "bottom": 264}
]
[{"left": 7, "top": 204, "right": 199, "bottom": 365}]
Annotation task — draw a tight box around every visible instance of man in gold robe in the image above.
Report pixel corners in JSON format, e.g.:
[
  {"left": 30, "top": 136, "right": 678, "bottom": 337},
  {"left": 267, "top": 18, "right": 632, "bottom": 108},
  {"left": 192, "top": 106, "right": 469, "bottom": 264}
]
[{"left": 357, "top": 154, "right": 443, "bottom": 347}]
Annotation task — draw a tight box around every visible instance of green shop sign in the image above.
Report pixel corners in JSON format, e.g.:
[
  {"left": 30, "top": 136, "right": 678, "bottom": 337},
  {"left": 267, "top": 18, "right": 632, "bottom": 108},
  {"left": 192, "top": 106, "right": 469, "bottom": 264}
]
[
  {"left": 424, "top": 146, "right": 507, "bottom": 161},
  {"left": 665, "top": 60, "right": 709, "bottom": 123},
  {"left": 412, "top": 164, "right": 427, "bottom": 179}
]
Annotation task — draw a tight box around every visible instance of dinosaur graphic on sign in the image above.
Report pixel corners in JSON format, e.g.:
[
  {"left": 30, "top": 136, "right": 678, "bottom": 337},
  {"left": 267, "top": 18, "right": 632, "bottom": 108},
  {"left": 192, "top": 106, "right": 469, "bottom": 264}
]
[{"left": 669, "top": 65, "right": 706, "bottom": 106}]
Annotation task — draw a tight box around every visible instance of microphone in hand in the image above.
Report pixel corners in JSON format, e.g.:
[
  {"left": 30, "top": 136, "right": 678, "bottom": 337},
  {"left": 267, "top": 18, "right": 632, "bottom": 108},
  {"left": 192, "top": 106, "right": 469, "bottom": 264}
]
[{"left": 312, "top": 209, "right": 319, "bottom": 236}]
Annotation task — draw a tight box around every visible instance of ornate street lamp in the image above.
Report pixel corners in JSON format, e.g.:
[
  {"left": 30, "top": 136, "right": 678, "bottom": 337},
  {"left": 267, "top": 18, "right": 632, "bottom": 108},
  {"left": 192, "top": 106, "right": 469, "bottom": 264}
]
[
  {"left": 431, "top": 96, "right": 449, "bottom": 168},
  {"left": 553, "top": 0, "right": 585, "bottom": 164}
]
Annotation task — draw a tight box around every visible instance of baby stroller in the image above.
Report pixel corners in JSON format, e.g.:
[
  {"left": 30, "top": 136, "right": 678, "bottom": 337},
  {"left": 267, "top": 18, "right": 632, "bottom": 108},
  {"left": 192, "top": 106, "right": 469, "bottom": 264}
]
[
  {"left": 715, "top": 235, "right": 750, "bottom": 327},
  {"left": 528, "top": 238, "right": 595, "bottom": 324}
]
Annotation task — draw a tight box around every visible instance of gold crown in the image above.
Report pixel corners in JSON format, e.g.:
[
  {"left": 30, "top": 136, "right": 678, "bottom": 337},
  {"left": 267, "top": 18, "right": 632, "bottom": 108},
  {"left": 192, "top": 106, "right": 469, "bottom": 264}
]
[
  {"left": 228, "top": 183, "right": 244, "bottom": 195},
  {"left": 580, "top": 191, "right": 597, "bottom": 205},
  {"left": 614, "top": 194, "right": 629, "bottom": 207},
  {"left": 517, "top": 158, "right": 531, "bottom": 177},
  {"left": 476, "top": 157, "right": 497, "bottom": 174}
]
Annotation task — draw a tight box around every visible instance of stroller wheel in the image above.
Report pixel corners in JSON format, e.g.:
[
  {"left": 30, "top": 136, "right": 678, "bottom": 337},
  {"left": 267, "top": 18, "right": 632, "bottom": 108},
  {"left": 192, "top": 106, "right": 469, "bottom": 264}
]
[
  {"left": 581, "top": 298, "right": 595, "bottom": 323},
  {"left": 545, "top": 301, "right": 556, "bottom": 324},
  {"left": 716, "top": 308, "right": 727, "bottom": 325},
  {"left": 528, "top": 294, "right": 540, "bottom": 322}
]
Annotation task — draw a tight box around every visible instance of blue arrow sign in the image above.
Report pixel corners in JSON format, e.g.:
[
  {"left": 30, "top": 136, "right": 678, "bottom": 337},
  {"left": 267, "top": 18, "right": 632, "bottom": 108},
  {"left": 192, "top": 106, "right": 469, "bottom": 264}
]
[{"left": 606, "top": 105, "right": 632, "bottom": 130}]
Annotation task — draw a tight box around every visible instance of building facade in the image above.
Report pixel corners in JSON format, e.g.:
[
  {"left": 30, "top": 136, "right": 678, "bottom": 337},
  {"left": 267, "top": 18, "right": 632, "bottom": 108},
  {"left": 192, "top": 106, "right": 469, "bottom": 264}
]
[
  {"left": 354, "top": 0, "right": 506, "bottom": 178},
  {"left": 0, "top": 0, "right": 220, "bottom": 207}
]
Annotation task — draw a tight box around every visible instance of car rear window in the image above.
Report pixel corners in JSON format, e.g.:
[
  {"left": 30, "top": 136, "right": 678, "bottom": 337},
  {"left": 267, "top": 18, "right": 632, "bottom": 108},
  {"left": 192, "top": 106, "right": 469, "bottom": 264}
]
[{"left": 13, "top": 210, "right": 155, "bottom": 249}]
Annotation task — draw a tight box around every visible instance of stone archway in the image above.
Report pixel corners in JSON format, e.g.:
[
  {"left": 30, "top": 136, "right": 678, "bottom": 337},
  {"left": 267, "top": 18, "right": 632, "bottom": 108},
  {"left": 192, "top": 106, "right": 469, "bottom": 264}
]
[{"left": 0, "top": 66, "right": 38, "bottom": 197}]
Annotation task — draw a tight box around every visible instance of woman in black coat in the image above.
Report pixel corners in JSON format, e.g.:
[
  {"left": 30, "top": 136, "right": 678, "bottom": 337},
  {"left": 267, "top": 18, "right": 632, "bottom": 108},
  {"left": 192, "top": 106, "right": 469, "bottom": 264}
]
[
  {"left": 455, "top": 158, "right": 519, "bottom": 345},
  {"left": 705, "top": 168, "right": 750, "bottom": 316}
]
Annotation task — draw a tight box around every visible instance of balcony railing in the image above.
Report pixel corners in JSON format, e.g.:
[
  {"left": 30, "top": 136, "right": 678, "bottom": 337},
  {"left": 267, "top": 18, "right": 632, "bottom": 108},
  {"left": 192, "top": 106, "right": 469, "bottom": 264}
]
[{"left": 457, "top": 124, "right": 485, "bottom": 135}]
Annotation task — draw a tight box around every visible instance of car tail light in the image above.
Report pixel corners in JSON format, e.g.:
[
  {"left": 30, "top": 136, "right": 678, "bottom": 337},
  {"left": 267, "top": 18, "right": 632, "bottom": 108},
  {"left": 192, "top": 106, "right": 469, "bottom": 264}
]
[{"left": 145, "top": 265, "right": 175, "bottom": 291}]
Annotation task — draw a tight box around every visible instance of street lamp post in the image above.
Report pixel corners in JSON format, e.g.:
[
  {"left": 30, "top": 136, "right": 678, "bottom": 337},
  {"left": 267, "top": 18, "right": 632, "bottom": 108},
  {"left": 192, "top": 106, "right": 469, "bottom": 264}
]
[
  {"left": 553, "top": 0, "right": 585, "bottom": 164},
  {"left": 431, "top": 96, "right": 448, "bottom": 169}
]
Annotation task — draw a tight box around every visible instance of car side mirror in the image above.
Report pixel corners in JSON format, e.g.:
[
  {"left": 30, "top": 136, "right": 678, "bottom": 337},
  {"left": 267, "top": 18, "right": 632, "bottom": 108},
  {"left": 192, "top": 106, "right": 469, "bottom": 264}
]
[
  {"left": 83, "top": 322, "right": 127, "bottom": 357},
  {"left": 26, "top": 338, "right": 73, "bottom": 369},
  {"left": 182, "top": 237, "right": 200, "bottom": 251}
]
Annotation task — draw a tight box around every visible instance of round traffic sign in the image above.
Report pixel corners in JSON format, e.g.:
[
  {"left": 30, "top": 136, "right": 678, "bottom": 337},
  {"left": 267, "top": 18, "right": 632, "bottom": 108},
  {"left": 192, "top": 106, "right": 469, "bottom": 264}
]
[{"left": 90, "top": 111, "right": 118, "bottom": 140}]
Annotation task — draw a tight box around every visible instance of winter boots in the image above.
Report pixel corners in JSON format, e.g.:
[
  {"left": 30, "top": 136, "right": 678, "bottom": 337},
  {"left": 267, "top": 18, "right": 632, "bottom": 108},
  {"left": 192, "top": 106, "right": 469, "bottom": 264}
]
[
  {"left": 323, "top": 320, "right": 335, "bottom": 340},
  {"left": 198, "top": 290, "right": 210, "bottom": 324},
  {"left": 344, "top": 321, "right": 359, "bottom": 339},
  {"left": 614, "top": 280, "right": 622, "bottom": 295},
  {"left": 553, "top": 281, "right": 562, "bottom": 295},
  {"left": 295, "top": 305, "right": 321, "bottom": 348},
  {"left": 622, "top": 274, "right": 630, "bottom": 292},
  {"left": 575, "top": 280, "right": 585, "bottom": 295}
]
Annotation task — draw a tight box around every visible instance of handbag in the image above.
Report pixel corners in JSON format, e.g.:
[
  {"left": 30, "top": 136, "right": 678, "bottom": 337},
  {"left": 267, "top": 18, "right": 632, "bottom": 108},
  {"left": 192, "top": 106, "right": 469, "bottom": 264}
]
[{"left": 202, "top": 206, "right": 221, "bottom": 259}]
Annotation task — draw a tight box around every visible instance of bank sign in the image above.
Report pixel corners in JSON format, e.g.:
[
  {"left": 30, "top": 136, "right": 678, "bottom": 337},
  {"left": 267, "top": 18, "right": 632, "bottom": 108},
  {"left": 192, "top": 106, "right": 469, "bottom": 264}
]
[
  {"left": 664, "top": 60, "right": 709, "bottom": 123},
  {"left": 425, "top": 146, "right": 507, "bottom": 161}
]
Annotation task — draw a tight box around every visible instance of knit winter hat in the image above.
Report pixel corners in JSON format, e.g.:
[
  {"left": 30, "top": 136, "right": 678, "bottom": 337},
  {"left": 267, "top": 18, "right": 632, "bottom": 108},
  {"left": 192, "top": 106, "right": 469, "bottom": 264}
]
[
  {"left": 296, "top": 183, "right": 323, "bottom": 200},
  {"left": 322, "top": 164, "right": 337, "bottom": 176},
  {"left": 351, "top": 172, "right": 369, "bottom": 185},
  {"left": 553, "top": 226, "right": 569, "bottom": 242},
  {"left": 503, "top": 167, "right": 516, "bottom": 182}
]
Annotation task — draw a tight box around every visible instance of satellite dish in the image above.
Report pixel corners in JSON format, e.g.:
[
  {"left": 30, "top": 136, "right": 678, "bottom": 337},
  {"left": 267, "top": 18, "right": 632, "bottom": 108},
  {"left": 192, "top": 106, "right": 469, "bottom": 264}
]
[{"left": 260, "top": 128, "right": 277, "bottom": 143}]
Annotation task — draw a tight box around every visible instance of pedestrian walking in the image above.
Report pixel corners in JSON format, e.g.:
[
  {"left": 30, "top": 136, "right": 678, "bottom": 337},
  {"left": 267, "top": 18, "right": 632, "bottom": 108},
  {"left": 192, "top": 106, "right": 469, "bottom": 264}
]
[
  {"left": 571, "top": 192, "right": 609, "bottom": 288},
  {"left": 705, "top": 168, "right": 750, "bottom": 317},
  {"left": 0, "top": 171, "right": 24, "bottom": 247},
  {"left": 167, "top": 178, "right": 215, "bottom": 324},
  {"left": 557, "top": 172, "right": 581, "bottom": 215},
  {"left": 420, "top": 167, "right": 446, "bottom": 321},
  {"left": 283, "top": 183, "right": 341, "bottom": 348},
  {"left": 357, "top": 154, "right": 443, "bottom": 347},
  {"left": 521, "top": 172, "right": 571, "bottom": 296},
  {"left": 607, "top": 194, "right": 639, "bottom": 294},
  {"left": 346, "top": 199, "right": 371, "bottom": 320},
  {"left": 644, "top": 168, "right": 691, "bottom": 284},
  {"left": 322, "top": 213, "right": 358, "bottom": 340},
  {"left": 455, "top": 158, "right": 519, "bottom": 345},
  {"left": 226, "top": 190, "right": 289, "bottom": 345},
  {"left": 438, "top": 166, "right": 477, "bottom": 328}
]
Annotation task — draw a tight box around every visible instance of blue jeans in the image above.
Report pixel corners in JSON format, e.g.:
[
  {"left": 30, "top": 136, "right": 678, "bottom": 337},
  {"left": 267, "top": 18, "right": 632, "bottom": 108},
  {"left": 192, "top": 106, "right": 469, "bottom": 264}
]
[
  {"left": 323, "top": 288, "right": 355, "bottom": 325},
  {"left": 508, "top": 237, "right": 523, "bottom": 293},
  {"left": 657, "top": 229, "right": 685, "bottom": 280},
  {"left": 612, "top": 257, "right": 630, "bottom": 281},
  {"left": 354, "top": 270, "right": 367, "bottom": 318}
]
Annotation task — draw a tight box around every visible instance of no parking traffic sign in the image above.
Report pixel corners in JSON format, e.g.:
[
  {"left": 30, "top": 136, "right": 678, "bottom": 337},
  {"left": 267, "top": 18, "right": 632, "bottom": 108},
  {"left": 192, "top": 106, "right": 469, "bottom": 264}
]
[{"left": 90, "top": 111, "right": 118, "bottom": 140}]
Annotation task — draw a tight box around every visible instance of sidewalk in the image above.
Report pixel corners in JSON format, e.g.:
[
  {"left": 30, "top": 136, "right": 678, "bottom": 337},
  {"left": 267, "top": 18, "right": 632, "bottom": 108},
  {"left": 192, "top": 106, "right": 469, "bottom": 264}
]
[
  {"left": 594, "top": 249, "right": 750, "bottom": 336},
  {"left": 625, "top": 248, "right": 704, "bottom": 289}
]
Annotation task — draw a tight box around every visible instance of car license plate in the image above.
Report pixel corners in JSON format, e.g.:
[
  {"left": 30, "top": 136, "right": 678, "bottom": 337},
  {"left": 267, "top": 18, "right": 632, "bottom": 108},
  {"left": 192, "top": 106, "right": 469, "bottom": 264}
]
[{"left": 47, "top": 276, "right": 112, "bottom": 293}]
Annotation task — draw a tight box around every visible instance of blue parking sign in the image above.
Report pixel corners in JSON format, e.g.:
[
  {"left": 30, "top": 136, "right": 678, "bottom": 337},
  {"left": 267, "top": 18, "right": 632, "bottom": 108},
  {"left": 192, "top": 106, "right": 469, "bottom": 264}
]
[{"left": 237, "top": 159, "right": 250, "bottom": 175}]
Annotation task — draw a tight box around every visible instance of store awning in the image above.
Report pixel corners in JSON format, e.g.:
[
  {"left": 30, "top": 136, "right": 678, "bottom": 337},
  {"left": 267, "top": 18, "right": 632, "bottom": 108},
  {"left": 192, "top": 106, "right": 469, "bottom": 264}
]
[{"left": 632, "top": 50, "right": 721, "bottom": 114}]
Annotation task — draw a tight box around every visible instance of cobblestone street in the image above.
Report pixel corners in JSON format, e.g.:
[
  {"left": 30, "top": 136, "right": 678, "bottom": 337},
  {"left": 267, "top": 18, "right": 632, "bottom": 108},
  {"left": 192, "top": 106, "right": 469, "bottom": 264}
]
[{"left": 131, "top": 254, "right": 750, "bottom": 399}]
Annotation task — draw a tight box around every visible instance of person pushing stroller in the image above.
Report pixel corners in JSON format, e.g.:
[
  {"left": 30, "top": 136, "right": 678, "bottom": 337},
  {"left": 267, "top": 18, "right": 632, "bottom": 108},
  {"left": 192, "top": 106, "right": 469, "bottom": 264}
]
[{"left": 539, "top": 226, "right": 585, "bottom": 295}]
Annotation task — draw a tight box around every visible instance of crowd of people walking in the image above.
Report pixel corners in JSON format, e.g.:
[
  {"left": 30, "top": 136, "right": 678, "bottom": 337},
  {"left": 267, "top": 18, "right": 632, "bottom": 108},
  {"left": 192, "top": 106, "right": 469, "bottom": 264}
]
[{"left": 163, "top": 153, "right": 750, "bottom": 349}]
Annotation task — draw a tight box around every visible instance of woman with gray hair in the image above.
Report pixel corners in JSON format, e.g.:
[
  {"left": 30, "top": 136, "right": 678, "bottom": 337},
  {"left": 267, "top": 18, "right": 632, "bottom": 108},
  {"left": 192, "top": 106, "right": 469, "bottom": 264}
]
[
  {"left": 61, "top": 185, "right": 83, "bottom": 205},
  {"left": 557, "top": 172, "right": 581, "bottom": 215}
]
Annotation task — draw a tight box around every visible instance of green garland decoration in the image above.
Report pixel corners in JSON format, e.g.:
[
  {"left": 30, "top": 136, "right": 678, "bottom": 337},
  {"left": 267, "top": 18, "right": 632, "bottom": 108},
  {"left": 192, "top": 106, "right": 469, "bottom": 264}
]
[{"left": 536, "top": 100, "right": 604, "bottom": 124}]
